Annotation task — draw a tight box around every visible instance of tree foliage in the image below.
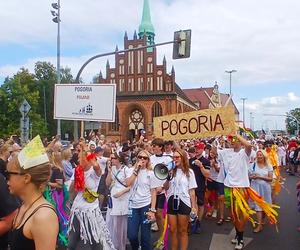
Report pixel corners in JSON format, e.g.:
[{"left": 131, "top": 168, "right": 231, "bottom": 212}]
[
  {"left": 0, "top": 62, "right": 74, "bottom": 139},
  {"left": 286, "top": 108, "right": 300, "bottom": 136}
]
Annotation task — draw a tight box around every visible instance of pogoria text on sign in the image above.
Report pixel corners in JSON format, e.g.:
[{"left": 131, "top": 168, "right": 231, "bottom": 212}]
[
  {"left": 54, "top": 84, "right": 116, "bottom": 122},
  {"left": 153, "top": 107, "right": 236, "bottom": 140}
]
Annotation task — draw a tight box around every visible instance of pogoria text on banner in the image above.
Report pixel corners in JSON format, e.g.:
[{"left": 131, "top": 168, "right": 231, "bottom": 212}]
[
  {"left": 153, "top": 107, "right": 236, "bottom": 140},
  {"left": 54, "top": 84, "right": 116, "bottom": 122}
]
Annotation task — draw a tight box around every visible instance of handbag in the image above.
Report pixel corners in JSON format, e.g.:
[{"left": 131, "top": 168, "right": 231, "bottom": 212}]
[{"left": 82, "top": 188, "right": 99, "bottom": 203}]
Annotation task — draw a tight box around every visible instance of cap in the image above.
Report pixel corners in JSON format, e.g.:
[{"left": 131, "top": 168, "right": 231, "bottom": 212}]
[
  {"left": 94, "top": 146, "right": 103, "bottom": 153},
  {"left": 195, "top": 142, "right": 205, "bottom": 150}
]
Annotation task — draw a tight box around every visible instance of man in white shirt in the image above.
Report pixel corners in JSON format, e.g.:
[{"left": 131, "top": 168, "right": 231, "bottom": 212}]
[
  {"left": 217, "top": 134, "right": 252, "bottom": 250},
  {"left": 150, "top": 138, "right": 173, "bottom": 246}
]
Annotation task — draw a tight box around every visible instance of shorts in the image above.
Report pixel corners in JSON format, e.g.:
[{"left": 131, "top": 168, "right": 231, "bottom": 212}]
[
  {"left": 167, "top": 195, "right": 191, "bottom": 215},
  {"left": 195, "top": 188, "right": 205, "bottom": 206},
  {"left": 156, "top": 193, "right": 166, "bottom": 209},
  {"left": 207, "top": 180, "right": 224, "bottom": 196}
]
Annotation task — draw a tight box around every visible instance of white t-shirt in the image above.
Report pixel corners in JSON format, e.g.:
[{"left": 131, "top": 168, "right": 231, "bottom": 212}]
[
  {"left": 110, "top": 165, "right": 133, "bottom": 215},
  {"left": 150, "top": 154, "right": 173, "bottom": 189},
  {"left": 218, "top": 148, "right": 251, "bottom": 188},
  {"left": 167, "top": 168, "right": 197, "bottom": 208},
  {"left": 277, "top": 146, "right": 286, "bottom": 157},
  {"left": 97, "top": 156, "right": 108, "bottom": 175},
  {"left": 71, "top": 167, "right": 101, "bottom": 211},
  {"left": 129, "top": 169, "right": 161, "bottom": 209}
]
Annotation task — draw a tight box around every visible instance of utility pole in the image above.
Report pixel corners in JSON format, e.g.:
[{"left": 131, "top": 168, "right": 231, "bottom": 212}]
[
  {"left": 241, "top": 98, "right": 247, "bottom": 128},
  {"left": 51, "top": 0, "right": 61, "bottom": 136},
  {"left": 225, "top": 69, "right": 237, "bottom": 96}
]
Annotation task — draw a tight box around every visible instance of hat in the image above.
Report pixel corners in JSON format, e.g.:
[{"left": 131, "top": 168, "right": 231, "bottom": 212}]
[
  {"left": 88, "top": 141, "right": 96, "bottom": 148},
  {"left": 195, "top": 143, "right": 205, "bottom": 150},
  {"left": 94, "top": 146, "right": 103, "bottom": 153}
]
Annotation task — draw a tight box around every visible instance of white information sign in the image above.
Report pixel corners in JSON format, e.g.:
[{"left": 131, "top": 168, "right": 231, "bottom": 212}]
[{"left": 54, "top": 84, "right": 116, "bottom": 122}]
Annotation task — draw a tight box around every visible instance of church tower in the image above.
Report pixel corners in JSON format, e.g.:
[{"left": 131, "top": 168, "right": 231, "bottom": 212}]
[
  {"left": 99, "top": 0, "right": 197, "bottom": 142},
  {"left": 138, "top": 0, "right": 155, "bottom": 50}
]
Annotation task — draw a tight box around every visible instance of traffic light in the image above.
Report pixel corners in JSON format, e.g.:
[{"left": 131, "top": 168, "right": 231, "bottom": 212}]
[{"left": 173, "top": 30, "right": 191, "bottom": 59}]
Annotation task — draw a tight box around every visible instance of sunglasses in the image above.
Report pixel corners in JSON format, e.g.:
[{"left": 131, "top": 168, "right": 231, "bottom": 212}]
[
  {"left": 4, "top": 171, "right": 25, "bottom": 179},
  {"left": 138, "top": 156, "right": 149, "bottom": 160},
  {"left": 110, "top": 157, "right": 117, "bottom": 160},
  {"left": 173, "top": 155, "right": 181, "bottom": 159}
]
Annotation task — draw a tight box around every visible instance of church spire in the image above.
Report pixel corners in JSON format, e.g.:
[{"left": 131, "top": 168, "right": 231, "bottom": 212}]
[{"left": 138, "top": 0, "right": 155, "bottom": 44}]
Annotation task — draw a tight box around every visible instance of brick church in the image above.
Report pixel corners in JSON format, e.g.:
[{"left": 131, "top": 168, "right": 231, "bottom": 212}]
[{"left": 98, "top": 0, "right": 238, "bottom": 142}]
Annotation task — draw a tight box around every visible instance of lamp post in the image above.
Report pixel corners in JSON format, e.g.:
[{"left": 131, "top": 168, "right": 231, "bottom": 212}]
[
  {"left": 241, "top": 97, "right": 247, "bottom": 128},
  {"left": 225, "top": 69, "right": 237, "bottom": 96},
  {"left": 51, "top": 0, "right": 61, "bottom": 136}
]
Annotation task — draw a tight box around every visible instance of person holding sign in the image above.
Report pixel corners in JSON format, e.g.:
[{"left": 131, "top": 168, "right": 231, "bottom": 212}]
[
  {"left": 6, "top": 136, "right": 59, "bottom": 250},
  {"left": 217, "top": 134, "right": 279, "bottom": 250}
]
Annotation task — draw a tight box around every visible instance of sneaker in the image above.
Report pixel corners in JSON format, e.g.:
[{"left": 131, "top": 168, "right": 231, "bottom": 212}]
[
  {"left": 151, "top": 222, "right": 159, "bottom": 232},
  {"left": 235, "top": 240, "right": 244, "bottom": 250},
  {"left": 231, "top": 236, "right": 238, "bottom": 244},
  {"left": 212, "top": 209, "right": 217, "bottom": 218}
]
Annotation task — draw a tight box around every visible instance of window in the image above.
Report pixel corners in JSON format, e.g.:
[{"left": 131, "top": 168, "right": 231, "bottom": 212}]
[
  {"left": 119, "top": 79, "right": 125, "bottom": 92},
  {"left": 152, "top": 102, "right": 163, "bottom": 122},
  {"left": 157, "top": 76, "right": 163, "bottom": 91},
  {"left": 147, "top": 77, "right": 153, "bottom": 91},
  {"left": 138, "top": 78, "right": 144, "bottom": 91}
]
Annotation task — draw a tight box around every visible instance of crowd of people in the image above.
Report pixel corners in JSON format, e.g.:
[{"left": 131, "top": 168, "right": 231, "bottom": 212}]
[{"left": 0, "top": 132, "right": 299, "bottom": 250}]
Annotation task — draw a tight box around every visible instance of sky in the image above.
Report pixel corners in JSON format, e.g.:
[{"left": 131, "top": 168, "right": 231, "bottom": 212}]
[{"left": 0, "top": 0, "right": 300, "bottom": 131}]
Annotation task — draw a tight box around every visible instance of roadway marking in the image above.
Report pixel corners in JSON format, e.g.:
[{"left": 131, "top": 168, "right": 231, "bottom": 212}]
[{"left": 209, "top": 228, "right": 253, "bottom": 250}]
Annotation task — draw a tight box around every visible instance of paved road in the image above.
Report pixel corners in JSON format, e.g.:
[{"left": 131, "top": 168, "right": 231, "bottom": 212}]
[
  {"left": 185, "top": 171, "right": 300, "bottom": 250},
  {"left": 74, "top": 171, "right": 299, "bottom": 250}
]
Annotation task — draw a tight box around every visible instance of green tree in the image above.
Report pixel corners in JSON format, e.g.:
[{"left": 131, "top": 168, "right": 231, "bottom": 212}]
[
  {"left": 0, "top": 62, "right": 75, "bottom": 139},
  {"left": 34, "top": 61, "right": 75, "bottom": 137},
  {"left": 286, "top": 108, "right": 300, "bottom": 135},
  {"left": 0, "top": 68, "right": 47, "bottom": 138}
]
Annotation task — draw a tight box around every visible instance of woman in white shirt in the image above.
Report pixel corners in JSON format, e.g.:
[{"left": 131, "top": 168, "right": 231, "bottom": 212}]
[
  {"left": 164, "top": 148, "right": 197, "bottom": 250},
  {"left": 106, "top": 152, "right": 132, "bottom": 250},
  {"left": 125, "top": 150, "right": 159, "bottom": 250}
]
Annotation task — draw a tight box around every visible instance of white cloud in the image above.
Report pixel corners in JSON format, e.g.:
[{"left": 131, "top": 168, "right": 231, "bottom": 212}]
[
  {"left": 236, "top": 92, "right": 300, "bottom": 130},
  {"left": 0, "top": 0, "right": 300, "bottom": 132},
  {"left": 0, "top": 0, "right": 300, "bottom": 86}
]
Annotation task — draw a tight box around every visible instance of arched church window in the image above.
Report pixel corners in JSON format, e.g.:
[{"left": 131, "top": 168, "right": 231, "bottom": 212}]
[{"left": 152, "top": 102, "right": 163, "bottom": 122}]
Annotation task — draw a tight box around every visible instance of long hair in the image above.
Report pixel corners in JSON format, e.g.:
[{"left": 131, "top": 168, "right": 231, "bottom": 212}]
[
  {"left": 255, "top": 150, "right": 270, "bottom": 166},
  {"left": 173, "top": 148, "right": 190, "bottom": 177}
]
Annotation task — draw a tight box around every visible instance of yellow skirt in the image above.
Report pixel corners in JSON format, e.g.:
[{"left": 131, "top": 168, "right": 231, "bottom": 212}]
[{"left": 229, "top": 187, "right": 279, "bottom": 227}]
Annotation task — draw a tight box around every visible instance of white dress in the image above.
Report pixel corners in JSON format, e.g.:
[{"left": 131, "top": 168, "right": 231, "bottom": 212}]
[
  {"left": 69, "top": 167, "right": 116, "bottom": 249},
  {"left": 249, "top": 163, "right": 273, "bottom": 211},
  {"left": 106, "top": 165, "right": 132, "bottom": 250}
]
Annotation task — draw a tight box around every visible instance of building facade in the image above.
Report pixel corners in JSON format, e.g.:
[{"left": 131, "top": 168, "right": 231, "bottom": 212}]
[
  {"left": 98, "top": 0, "right": 197, "bottom": 142},
  {"left": 97, "top": 0, "right": 239, "bottom": 142}
]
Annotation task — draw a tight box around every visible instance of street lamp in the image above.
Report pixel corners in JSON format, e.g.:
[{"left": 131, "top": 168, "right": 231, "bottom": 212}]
[
  {"left": 241, "top": 97, "right": 247, "bottom": 128},
  {"left": 225, "top": 69, "right": 237, "bottom": 96},
  {"left": 51, "top": 0, "right": 61, "bottom": 136}
]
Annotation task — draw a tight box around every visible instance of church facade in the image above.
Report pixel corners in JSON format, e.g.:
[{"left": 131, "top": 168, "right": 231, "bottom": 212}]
[{"left": 98, "top": 0, "right": 239, "bottom": 142}]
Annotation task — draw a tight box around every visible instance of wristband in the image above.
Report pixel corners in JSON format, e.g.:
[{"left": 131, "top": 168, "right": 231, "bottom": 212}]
[
  {"left": 133, "top": 171, "right": 138, "bottom": 176},
  {"left": 149, "top": 208, "right": 157, "bottom": 213}
]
